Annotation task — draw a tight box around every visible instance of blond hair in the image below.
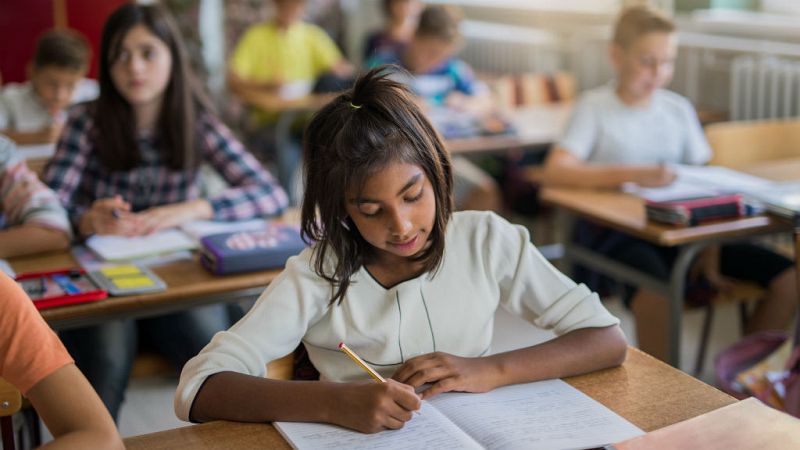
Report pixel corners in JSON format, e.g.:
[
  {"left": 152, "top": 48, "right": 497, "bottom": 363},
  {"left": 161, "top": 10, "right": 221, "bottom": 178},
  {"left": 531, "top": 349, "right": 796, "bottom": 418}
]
[{"left": 613, "top": 5, "right": 675, "bottom": 48}]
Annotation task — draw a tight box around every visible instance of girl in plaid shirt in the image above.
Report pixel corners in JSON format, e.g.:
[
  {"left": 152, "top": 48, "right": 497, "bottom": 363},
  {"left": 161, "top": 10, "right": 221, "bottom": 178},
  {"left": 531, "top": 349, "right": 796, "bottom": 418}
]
[{"left": 43, "top": 3, "right": 288, "bottom": 421}]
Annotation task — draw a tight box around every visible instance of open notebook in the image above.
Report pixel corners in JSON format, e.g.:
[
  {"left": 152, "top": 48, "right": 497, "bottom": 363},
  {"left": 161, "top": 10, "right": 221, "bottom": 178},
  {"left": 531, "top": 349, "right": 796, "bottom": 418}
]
[{"left": 274, "top": 379, "right": 643, "bottom": 450}]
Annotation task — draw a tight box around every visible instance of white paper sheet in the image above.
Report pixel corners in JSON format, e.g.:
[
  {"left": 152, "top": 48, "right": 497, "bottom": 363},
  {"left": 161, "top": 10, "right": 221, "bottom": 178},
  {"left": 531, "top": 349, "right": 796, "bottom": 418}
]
[{"left": 274, "top": 379, "right": 643, "bottom": 450}]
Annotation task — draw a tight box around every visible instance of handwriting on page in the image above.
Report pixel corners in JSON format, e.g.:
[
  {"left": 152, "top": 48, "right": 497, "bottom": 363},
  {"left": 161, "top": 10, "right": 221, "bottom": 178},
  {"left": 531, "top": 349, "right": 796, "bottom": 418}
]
[
  {"left": 430, "top": 379, "right": 643, "bottom": 450},
  {"left": 274, "top": 402, "right": 481, "bottom": 450}
]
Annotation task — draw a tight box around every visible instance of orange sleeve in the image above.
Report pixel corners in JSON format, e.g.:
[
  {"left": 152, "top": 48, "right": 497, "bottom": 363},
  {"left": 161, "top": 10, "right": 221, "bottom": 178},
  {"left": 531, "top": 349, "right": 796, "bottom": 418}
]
[{"left": 0, "top": 273, "right": 73, "bottom": 395}]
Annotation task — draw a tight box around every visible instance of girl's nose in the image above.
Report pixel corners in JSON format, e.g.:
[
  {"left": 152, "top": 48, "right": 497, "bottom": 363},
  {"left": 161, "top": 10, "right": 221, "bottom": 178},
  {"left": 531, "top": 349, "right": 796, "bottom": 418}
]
[{"left": 388, "top": 210, "right": 413, "bottom": 237}]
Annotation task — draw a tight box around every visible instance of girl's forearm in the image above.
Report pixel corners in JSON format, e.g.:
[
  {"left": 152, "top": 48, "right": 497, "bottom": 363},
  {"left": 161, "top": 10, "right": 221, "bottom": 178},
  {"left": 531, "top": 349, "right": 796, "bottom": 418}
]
[
  {"left": 190, "top": 372, "right": 338, "bottom": 424},
  {"left": 483, "top": 325, "right": 627, "bottom": 388}
]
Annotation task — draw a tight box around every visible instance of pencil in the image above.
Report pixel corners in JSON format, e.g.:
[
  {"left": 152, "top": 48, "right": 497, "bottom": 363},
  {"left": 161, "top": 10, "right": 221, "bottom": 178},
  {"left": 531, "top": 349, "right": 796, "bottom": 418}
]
[{"left": 338, "top": 342, "right": 386, "bottom": 382}]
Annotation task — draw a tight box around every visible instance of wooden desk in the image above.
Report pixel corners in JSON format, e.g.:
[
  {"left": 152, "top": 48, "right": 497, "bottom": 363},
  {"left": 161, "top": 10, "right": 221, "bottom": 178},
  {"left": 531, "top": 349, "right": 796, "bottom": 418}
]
[
  {"left": 541, "top": 164, "right": 795, "bottom": 366},
  {"left": 446, "top": 103, "right": 572, "bottom": 155},
  {"left": 123, "top": 348, "right": 736, "bottom": 450},
  {"left": 8, "top": 250, "right": 281, "bottom": 331}
]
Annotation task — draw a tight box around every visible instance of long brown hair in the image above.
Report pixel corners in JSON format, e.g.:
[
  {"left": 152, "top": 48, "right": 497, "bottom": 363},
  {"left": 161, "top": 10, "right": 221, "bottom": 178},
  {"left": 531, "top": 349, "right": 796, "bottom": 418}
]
[
  {"left": 301, "top": 66, "right": 453, "bottom": 305},
  {"left": 93, "top": 2, "right": 211, "bottom": 171}
]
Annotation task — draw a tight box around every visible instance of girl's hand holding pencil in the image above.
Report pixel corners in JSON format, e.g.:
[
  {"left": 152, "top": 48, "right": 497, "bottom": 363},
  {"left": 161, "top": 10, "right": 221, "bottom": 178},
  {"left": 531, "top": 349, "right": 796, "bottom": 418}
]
[{"left": 334, "top": 342, "right": 421, "bottom": 433}]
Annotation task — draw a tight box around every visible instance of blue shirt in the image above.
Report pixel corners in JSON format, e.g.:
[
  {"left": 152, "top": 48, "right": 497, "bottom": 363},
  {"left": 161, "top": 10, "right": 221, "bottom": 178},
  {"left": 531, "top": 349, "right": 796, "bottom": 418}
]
[{"left": 367, "top": 48, "right": 487, "bottom": 106}]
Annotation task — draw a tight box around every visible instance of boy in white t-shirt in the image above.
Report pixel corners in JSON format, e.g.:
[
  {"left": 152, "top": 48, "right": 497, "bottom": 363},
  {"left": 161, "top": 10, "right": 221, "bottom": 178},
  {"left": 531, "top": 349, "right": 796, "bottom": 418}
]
[
  {"left": 0, "top": 29, "right": 98, "bottom": 145},
  {"left": 542, "top": 5, "right": 797, "bottom": 361}
]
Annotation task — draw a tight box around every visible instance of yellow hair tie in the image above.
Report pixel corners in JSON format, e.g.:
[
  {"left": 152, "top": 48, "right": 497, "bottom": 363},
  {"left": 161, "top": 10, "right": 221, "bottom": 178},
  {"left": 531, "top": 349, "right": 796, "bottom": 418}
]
[{"left": 349, "top": 102, "right": 362, "bottom": 110}]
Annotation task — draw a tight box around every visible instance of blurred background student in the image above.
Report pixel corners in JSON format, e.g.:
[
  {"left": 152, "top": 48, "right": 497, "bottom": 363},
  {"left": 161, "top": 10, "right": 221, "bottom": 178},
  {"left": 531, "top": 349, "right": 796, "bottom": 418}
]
[
  {"left": 44, "top": 3, "right": 288, "bottom": 421},
  {"left": 367, "top": 5, "right": 501, "bottom": 212},
  {"left": 363, "top": 0, "right": 421, "bottom": 60},
  {"left": 227, "top": 0, "right": 353, "bottom": 203},
  {"left": 0, "top": 29, "right": 97, "bottom": 145},
  {"left": 0, "top": 135, "right": 71, "bottom": 258}
]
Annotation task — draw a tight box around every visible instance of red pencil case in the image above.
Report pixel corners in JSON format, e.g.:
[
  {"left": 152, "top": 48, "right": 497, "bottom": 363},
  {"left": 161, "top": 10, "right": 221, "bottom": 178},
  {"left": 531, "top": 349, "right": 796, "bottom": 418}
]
[{"left": 15, "top": 268, "right": 108, "bottom": 310}]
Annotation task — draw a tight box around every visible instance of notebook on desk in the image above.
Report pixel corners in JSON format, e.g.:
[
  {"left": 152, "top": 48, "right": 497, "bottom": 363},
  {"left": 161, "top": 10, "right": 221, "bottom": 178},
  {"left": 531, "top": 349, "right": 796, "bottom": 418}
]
[
  {"left": 85, "top": 229, "right": 197, "bottom": 262},
  {"left": 274, "top": 379, "right": 643, "bottom": 450},
  {"left": 426, "top": 107, "right": 515, "bottom": 140}
]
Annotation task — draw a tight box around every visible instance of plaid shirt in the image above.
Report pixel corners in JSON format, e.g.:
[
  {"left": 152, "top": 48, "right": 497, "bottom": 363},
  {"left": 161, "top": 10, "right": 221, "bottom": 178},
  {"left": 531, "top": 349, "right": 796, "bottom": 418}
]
[{"left": 45, "top": 103, "right": 288, "bottom": 229}]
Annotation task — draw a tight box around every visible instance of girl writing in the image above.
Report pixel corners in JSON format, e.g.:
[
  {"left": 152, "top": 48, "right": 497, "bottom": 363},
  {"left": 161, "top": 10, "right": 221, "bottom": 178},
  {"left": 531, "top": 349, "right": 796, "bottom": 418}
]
[
  {"left": 44, "top": 3, "right": 288, "bottom": 420},
  {"left": 176, "top": 67, "right": 626, "bottom": 433}
]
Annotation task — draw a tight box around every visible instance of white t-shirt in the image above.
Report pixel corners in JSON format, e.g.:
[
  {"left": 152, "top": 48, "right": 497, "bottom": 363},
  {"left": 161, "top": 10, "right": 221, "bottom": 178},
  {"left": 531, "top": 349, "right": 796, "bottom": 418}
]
[
  {"left": 0, "top": 79, "right": 99, "bottom": 132},
  {"left": 174, "top": 211, "right": 620, "bottom": 421},
  {"left": 558, "top": 84, "right": 712, "bottom": 165}
]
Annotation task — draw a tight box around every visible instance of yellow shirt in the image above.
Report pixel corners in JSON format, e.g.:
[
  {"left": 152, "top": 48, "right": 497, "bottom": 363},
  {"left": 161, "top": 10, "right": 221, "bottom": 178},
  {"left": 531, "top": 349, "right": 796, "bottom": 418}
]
[{"left": 231, "top": 21, "right": 342, "bottom": 84}]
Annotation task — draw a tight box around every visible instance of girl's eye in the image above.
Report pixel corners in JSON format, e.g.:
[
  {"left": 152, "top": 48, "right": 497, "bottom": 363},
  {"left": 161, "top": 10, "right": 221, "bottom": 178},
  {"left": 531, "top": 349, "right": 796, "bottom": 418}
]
[
  {"left": 143, "top": 47, "right": 155, "bottom": 60},
  {"left": 359, "top": 206, "right": 381, "bottom": 217},
  {"left": 405, "top": 188, "right": 424, "bottom": 203},
  {"left": 115, "top": 50, "right": 130, "bottom": 64}
]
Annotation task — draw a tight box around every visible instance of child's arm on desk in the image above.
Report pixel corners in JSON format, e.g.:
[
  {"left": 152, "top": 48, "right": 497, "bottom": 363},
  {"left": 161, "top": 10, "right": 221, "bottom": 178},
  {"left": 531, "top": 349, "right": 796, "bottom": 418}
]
[
  {"left": 542, "top": 147, "right": 675, "bottom": 189},
  {"left": 190, "top": 373, "right": 421, "bottom": 434},
  {"left": 0, "top": 224, "right": 70, "bottom": 258},
  {"left": 0, "top": 124, "right": 63, "bottom": 145},
  {"left": 392, "top": 324, "right": 627, "bottom": 400}
]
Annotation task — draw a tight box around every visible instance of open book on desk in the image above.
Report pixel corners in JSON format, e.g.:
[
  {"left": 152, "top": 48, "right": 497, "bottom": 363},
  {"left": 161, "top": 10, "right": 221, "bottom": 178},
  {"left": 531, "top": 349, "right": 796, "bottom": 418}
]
[
  {"left": 84, "top": 219, "right": 273, "bottom": 262},
  {"left": 275, "top": 379, "right": 643, "bottom": 450},
  {"left": 85, "top": 229, "right": 198, "bottom": 262}
]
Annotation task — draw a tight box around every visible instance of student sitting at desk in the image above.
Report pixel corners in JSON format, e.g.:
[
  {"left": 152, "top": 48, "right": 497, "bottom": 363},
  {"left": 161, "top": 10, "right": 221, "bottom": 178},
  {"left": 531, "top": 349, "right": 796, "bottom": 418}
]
[
  {"left": 541, "top": 5, "right": 797, "bottom": 361},
  {"left": 363, "top": 0, "right": 421, "bottom": 60},
  {"left": 227, "top": 0, "right": 354, "bottom": 200},
  {"left": 367, "top": 5, "right": 501, "bottom": 212},
  {"left": 0, "top": 135, "right": 71, "bottom": 258},
  {"left": 0, "top": 273, "right": 123, "bottom": 450},
  {"left": 175, "top": 68, "right": 627, "bottom": 434},
  {"left": 0, "top": 29, "right": 98, "bottom": 145},
  {"left": 43, "top": 3, "right": 288, "bottom": 421}
]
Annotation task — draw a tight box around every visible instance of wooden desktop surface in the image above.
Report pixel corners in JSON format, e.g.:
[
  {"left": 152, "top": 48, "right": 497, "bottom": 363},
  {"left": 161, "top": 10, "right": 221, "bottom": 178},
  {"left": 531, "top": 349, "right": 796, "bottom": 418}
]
[
  {"left": 540, "top": 188, "right": 787, "bottom": 246},
  {"left": 9, "top": 250, "right": 282, "bottom": 331},
  {"left": 541, "top": 162, "right": 796, "bottom": 246},
  {"left": 123, "top": 347, "right": 735, "bottom": 450},
  {"left": 446, "top": 103, "right": 571, "bottom": 154}
]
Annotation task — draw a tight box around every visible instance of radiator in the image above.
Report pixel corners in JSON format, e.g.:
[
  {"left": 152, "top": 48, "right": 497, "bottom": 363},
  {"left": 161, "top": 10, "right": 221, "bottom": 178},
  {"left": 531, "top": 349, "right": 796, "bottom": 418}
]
[
  {"left": 459, "top": 20, "right": 562, "bottom": 75},
  {"left": 730, "top": 56, "right": 800, "bottom": 121}
]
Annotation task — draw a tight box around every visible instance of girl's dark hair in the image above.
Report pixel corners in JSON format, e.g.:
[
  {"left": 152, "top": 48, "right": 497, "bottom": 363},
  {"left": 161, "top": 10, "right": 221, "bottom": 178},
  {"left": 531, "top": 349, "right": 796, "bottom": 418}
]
[
  {"left": 94, "top": 3, "right": 212, "bottom": 171},
  {"left": 301, "top": 66, "right": 453, "bottom": 305}
]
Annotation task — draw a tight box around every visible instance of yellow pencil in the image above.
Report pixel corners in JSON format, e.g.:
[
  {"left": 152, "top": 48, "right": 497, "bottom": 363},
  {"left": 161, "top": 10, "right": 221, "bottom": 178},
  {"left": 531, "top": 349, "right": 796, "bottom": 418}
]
[{"left": 338, "top": 342, "right": 386, "bottom": 382}]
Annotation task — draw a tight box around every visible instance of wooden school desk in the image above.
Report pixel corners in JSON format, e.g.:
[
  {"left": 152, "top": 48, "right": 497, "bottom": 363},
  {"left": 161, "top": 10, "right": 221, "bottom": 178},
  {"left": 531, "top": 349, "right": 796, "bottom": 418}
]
[
  {"left": 446, "top": 103, "right": 572, "bottom": 155},
  {"left": 122, "top": 347, "right": 736, "bottom": 450},
  {"left": 541, "top": 162, "right": 797, "bottom": 367},
  {"left": 8, "top": 250, "right": 282, "bottom": 332},
  {"left": 9, "top": 210, "right": 302, "bottom": 331}
]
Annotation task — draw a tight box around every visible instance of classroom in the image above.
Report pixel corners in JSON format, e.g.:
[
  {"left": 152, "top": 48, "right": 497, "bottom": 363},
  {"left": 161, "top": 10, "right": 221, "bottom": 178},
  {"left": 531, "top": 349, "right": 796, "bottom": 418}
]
[{"left": 1, "top": 0, "right": 800, "bottom": 449}]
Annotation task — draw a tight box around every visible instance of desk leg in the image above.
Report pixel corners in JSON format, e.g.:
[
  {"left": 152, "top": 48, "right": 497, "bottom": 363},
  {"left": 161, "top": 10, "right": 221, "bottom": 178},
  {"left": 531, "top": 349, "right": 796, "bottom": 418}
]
[{"left": 669, "top": 243, "right": 705, "bottom": 368}]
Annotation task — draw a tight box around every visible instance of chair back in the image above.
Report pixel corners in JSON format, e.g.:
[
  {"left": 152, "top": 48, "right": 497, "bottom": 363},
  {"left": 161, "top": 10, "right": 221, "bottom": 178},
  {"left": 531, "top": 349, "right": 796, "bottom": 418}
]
[
  {"left": 1, "top": 377, "right": 22, "bottom": 449},
  {"left": 706, "top": 119, "right": 800, "bottom": 169}
]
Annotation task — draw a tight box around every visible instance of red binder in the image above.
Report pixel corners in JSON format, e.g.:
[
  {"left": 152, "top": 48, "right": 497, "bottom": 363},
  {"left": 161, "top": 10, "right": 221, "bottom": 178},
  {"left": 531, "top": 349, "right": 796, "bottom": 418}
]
[
  {"left": 15, "top": 268, "right": 108, "bottom": 310},
  {"left": 645, "top": 194, "right": 745, "bottom": 226}
]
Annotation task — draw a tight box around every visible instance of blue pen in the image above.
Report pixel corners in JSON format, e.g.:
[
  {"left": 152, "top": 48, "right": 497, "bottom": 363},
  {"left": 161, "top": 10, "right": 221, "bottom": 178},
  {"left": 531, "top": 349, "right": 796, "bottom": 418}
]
[{"left": 52, "top": 273, "right": 80, "bottom": 294}]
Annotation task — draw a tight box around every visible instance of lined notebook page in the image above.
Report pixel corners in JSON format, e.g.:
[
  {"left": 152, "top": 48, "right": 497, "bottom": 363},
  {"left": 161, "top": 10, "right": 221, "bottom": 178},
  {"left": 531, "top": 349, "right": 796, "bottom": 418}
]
[
  {"left": 430, "top": 379, "right": 643, "bottom": 450},
  {"left": 275, "top": 402, "right": 481, "bottom": 450},
  {"left": 274, "top": 379, "right": 643, "bottom": 450}
]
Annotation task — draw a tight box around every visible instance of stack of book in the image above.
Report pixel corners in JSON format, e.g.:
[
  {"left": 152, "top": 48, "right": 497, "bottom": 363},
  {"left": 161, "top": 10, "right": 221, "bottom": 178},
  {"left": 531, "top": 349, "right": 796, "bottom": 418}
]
[{"left": 645, "top": 194, "right": 745, "bottom": 226}]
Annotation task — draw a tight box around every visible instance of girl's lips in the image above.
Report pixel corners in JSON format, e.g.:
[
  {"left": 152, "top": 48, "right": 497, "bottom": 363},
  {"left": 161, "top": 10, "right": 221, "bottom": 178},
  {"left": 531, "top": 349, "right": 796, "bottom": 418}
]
[{"left": 388, "top": 234, "right": 419, "bottom": 251}]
